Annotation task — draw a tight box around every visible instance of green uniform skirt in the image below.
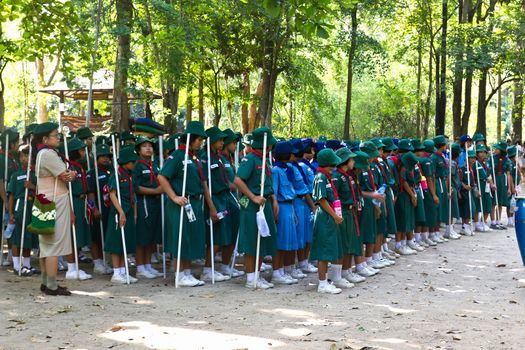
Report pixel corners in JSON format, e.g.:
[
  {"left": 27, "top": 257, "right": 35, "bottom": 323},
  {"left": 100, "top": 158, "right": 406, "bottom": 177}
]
[
  {"left": 395, "top": 191, "right": 415, "bottom": 233},
  {"left": 459, "top": 190, "right": 476, "bottom": 219},
  {"left": 415, "top": 188, "right": 426, "bottom": 226},
  {"left": 360, "top": 199, "right": 377, "bottom": 244},
  {"left": 451, "top": 187, "right": 460, "bottom": 219},
  {"left": 385, "top": 188, "right": 397, "bottom": 235},
  {"left": 376, "top": 202, "right": 387, "bottom": 237},
  {"left": 73, "top": 195, "right": 91, "bottom": 247},
  {"left": 423, "top": 190, "right": 438, "bottom": 228},
  {"left": 136, "top": 195, "right": 162, "bottom": 246},
  {"left": 341, "top": 208, "right": 362, "bottom": 256},
  {"left": 437, "top": 178, "right": 449, "bottom": 223},
  {"left": 310, "top": 207, "right": 342, "bottom": 261},
  {"left": 476, "top": 182, "right": 493, "bottom": 214},
  {"left": 104, "top": 207, "right": 136, "bottom": 255},
  {"left": 165, "top": 197, "right": 206, "bottom": 260},
  {"left": 238, "top": 199, "right": 277, "bottom": 257},
  {"left": 493, "top": 174, "right": 509, "bottom": 207},
  {"left": 12, "top": 199, "right": 39, "bottom": 249},
  {"left": 205, "top": 191, "right": 237, "bottom": 246}
]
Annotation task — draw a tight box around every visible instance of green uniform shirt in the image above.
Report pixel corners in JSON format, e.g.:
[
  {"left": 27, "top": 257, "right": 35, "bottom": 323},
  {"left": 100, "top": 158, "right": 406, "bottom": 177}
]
[
  {"left": 108, "top": 167, "right": 137, "bottom": 212},
  {"left": 86, "top": 165, "right": 112, "bottom": 195},
  {"left": 7, "top": 169, "right": 36, "bottom": 200},
  {"left": 160, "top": 149, "right": 204, "bottom": 196},
  {"left": 133, "top": 159, "right": 160, "bottom": 190},
  {"left": 431, "top": 152, "right": 448, "bottom": 179},
  {"left": 358, "top": 168, "right": 375, "bottom": 192},
  {"left": 488, "top": 155, "right": 511, "bottom": 176},
  {"left": 236, "top": 152, "right": 274, "bottom": 196},
  {"left": 202, "top": 151, "right": 229, "bottom": 194},
  {"left": 312, "top": 171, "right": 337, "bottom": 203},
  {"left": 69, "top": 162, "right": 87, "bottom": 196},
  {"left": 332, "top": 169, "right": 354, "bottom": 206},
  {"left": 0, "top": 151, "right": 20, "bottom": 181},
  {"left": 220, "top": 153, "right": 236, "bottom": 183}
]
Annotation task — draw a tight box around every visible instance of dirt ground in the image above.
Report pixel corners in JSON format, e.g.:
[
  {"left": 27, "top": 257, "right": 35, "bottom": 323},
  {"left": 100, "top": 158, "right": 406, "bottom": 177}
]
[{"left": 1, "top": 223, "right": 525, "bottom": 350}]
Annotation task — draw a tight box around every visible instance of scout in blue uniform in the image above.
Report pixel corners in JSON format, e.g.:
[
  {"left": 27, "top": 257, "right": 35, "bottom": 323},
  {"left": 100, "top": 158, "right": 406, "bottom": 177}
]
[
  {"left": 64, "top": 137, "right": 93, "bottom": 281},
  {"left": 430, "top": 135, "right": 449, "bottom": 243},
  {"left": 488, "top": 140, "right": 511, "bottom": 230},
  {"left": 474, "top": 145, "right": 493, "bottom": 232},
  {"left": 233, "top": 127, "right": 279, "bottom": 290},
  {"left": 201, "top": 127, "right": 233, "bottom": 283},
  {"left": 158, "top": 122, "right": 208, "bottom": 287},
  {"left": 7, "top": 145, "right": 38, "bottom": 276},
  {"left": 445, "top": 144, "right": 462, "bottom": 240},
  {"left": 507, "top": 145, "right": 520, "bottom": 226},
  {"left": 459, "top": 150, "right": 477, "bottom": 235},
  {"left": 105, "top": 146, "right": 139, "bottom": 284},
  {"left": 216, "top": 129, "right": 243, "bottom": 277},
  {"left": 310, "top": 149, "right": 344, "bottom": 294},
  {"left": 133, "top": 137, "right": 164, "bottom": 279},
  {"left": 270, "top": 141, "right": 300, "bottom": 285},
  {"left": 86, "top": 144, "right": 113, "bottom": 274}
]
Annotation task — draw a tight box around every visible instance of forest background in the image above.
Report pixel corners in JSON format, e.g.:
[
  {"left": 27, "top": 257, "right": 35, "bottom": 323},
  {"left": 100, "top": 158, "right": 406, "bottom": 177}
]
[{"left": 1, "top": 0, "right": 524, "bottom": 142}]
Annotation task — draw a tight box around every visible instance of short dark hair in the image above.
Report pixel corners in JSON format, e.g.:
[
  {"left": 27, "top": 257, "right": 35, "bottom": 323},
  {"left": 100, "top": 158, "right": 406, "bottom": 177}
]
[{"left": 274, "top": 152, "right": 291, "bottom": 162}]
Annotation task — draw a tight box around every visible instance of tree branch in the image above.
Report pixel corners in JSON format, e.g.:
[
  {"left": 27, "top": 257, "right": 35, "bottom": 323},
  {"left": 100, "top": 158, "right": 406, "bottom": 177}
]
[
  {"left": 46, "top": 51, "right": 62, "bottom": 86},
  {"left": 485, "top": 75, "right": 520, "bottom": 105}
]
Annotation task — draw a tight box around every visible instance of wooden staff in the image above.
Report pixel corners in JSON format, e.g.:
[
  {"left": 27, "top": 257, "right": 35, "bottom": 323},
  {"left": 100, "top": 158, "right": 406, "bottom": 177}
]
[
  {"left": 175, "top": 132, "right": 191, "bottom": 288},
  {"left": 18, "top": 135, "right": 33, "bottom": 275},
  {"left": 206, "top": 138, "right": 215, "bottom": 284},
  {"left": 158, "top": 135, "right": 166, "bottom": 278},
  {"left": 111, "top": 134, "right": 130, "bottom": 284},
  {"left": 253, "top": 132, "right": 268, "bottom": 289},
  {"left": 448, "top": 143, "right": 452, "bottom": 227},
  {"left": 475, "top": 157, "right": 486, "bottom": 228},
  {"left": 490, "top": 152, "right": 500, "bottom": 222},
  {"left": 0, "top": 132, "right": 8, "bottom": 266},
  {"left": 465, "top": 145, "right": 473, "bottom": 228}
]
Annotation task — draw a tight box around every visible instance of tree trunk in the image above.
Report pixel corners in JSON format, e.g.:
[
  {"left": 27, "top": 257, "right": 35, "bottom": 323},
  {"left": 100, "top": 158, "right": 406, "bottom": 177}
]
[
  {"left": 343, "top": 6, "right": 358, "bottom": 140},
  {"left": 165, "top": 78, "right": 179, "bottom": 133},
  {"left": 416, "top": 35, "right": 422, "bottom": 138},
  {"left": 250, "top": 81, "right": 263, "bottom": 131},
  {"left": 111, "top": 0, "right": 133, "bottom": 132},
  {"left": 186, "top": 82, "right": 193, "bottom": 124},
  {"left": 460, "top": 0, "right": 475, "bottom": 135},
  {"left": 452, "top": 0, "right": 468, "bottom": 137},
  {"left": 435, "top": 0, "right": 447, "bottom": 136},
  {"left": 241, "top": 72, "right": 250, "bottom": 134},
  {"left": 497, "top": 74, "right": 502, "bottom": 140},
  {"left": 424, "top": 36, "right": 434, "bottom": 139},
  {"left": 0, "top": 68, "right": 4, "bottom": 129},
  {"left": 512, "top": 80, "right": 523, "bottom": 142},
  {"left": 475, "top": 68, "right": 488, "bottom": 136},
  {"left": 35, "top": 58, "right": 49, "bottom": 123},
  {"left": 198, "top": 69, "right": 204, "bottom": 123}
]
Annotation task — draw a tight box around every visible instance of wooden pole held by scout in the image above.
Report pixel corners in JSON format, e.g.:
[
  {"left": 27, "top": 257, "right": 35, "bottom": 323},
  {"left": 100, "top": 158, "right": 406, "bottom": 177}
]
[
  {"left": 111, "top": 134, "right": 130, "bottom": 285},
  {"left": 92, "top": 137, "right": 107, "bottom": 268},
  {"left": 175, "top": 132, "right": 191, "bottom": 288},
  {"left": 465, "top": 145, "right": 473, "bottom": 227},
  {"left": 158, "top": 135, "right": 166, "bottom": 279},
  {"left": 85, "top": 146, "right": 91, "bottom": 171},
  {"left": 491, "top": 152, "right": 500, "bottom": 222},
  {"left": 206, "top": 137, "right": 215, "bottom": 284},
  {"left": 254, "top": 132, "right": 268, "bottom": 289},
  {"left": 0, "top": 132, "right": 8, "bottom": 266},
  {"left": 475, "top": 157, "right": 486, "bottom": 226},
  {"left": 18, "top": 134, "right": 33, "bottom": 275},
  {"left": 448, "top": 143, "right": 452, "bottom": 227},
  {"left": 62, "top": 126, "right": 80, "bottom": 280}
]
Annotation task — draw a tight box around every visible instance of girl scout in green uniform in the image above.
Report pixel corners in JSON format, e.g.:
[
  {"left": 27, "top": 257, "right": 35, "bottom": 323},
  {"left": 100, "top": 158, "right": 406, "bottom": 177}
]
[
  {"left": 201, "top": 127, "right": 232, "bottom": 283},
  {"left": 86, "top": 144, "right": 113, "bottom": 274},
  {"left": 507, "top": 145, "right": 520, "bottom": 227},
  {"left": 420, "top": 140, "right": 439, "bottom": 246},
  {"left": 489, "top": 141, "right": 511, "bottom": 230},
  {"left": 234, "top": 127, "right": 279, "bottom": 290},
  {"left": 430, "top": 135, "right": 449, "bottom": 243},
  {"left": 65, "top": 137, "right": 92, "bottom": 280},
  {"left": 105, "top": 146, "right": 139, "bottom": 284},
  {"left": 446, "top": 144, "right": 462, "bottom": 240},
  {"left": 8, "top": 145, "right": 38, "bottom": 276},
  {"left": 383, "top": 138, "right": 401, "bottom": 259},
  {"left": 158, "top": 121, "right": 208, "bottom": 287},
  {"left": 474, "top": 145, "right": 493, "bottom": 232},
  {"left": 310, "top": 149, "right": 343, "bottom": 294},
  {"left": 410, "top": 140, "right": 427, "bottom": 251},
  {"left": 217, "top": 129, "right": 243, "bottom": 277},
  {"left": 459, "top": 150, "right": 477, "bottom": 235},
  {"left": 133, "top": 137, "right": 163, "bottom": 279}
]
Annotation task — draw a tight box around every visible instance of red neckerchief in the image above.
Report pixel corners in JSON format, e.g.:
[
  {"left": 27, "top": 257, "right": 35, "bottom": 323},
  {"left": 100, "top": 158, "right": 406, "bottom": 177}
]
[
  {"left": 219, "top": 150, "right": 234, "bottom": 168},
  {"left": 250, "top": 149, "right": 271, "bottom": 177},
  {"left": 316, "top": 167, "right": 339, "bottom": 199},
  {"left": 210, "top": 151, "right": 229, "bottom": 186},
  {"left": 495, "top": 156, "right": 504, "bottom": 175},
  {"left": 68, "top": 159, "right": 88, "bottom": 193},
  {"left": 137, "top": 159, "right": 159, "bottom": 186},
  {"left": 118, "top": 166, "right": 134, "bottom": 208},
  {"left": 0, "top": 150, "right": 18, "bottom": 171},
  {"left": 373, "top": 159, "right": 388, "bottom": 183},
  {"left": 367, "top": 169, "right": 377, "bottom": 191},
  {"left": 467, "top": 163, "right": 475, "bottom": 185},
  {"left": 480, "top": 160, "right": 489, "bottom": 175},
  {"left": 178, "top": 144, "right": 204, "bottom": 181},
  {"left": 337, "top": 167, "right": 360, "bottom": 236},
  {"left": 382, "top": 156, "right": 395, "bottom": 179},
  {"left": 454, "top": 160, "right": 462, "bottom": 179},
  {"left": 434, "top": 151, "right": 448, "bottom": 168}
]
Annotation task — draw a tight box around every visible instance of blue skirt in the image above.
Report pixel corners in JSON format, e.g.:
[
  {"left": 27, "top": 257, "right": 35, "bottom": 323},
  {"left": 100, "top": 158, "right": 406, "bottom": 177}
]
[
  {"left": 276, "top": 202, "right": 298, "bottom": 251},
  {"left": 293, "top": 197, "right": 310, "bottom": 249}
]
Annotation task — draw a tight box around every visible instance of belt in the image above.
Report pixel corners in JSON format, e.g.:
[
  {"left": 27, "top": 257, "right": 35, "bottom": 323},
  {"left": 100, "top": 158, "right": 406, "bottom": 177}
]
[
  {"left": 213, "top": 189, "right": 230, "bottom": 196},
  {"left": 28, "top": 196, "right": 34, "bottom": 201},
  {"left": 343, "top": 204, "right": 354, "bottom": 210},
  {"left": 278, "top": 200, "right": 293, "bottom": 204},
  {"left": 189, "top": 194, "right": 203, "bottom": 200},
  {"left": 297, "top": 194, "right": 306, "bottom": 199},
  {"left": 75, "top": 194, "right": 85, "bottom": 199}
]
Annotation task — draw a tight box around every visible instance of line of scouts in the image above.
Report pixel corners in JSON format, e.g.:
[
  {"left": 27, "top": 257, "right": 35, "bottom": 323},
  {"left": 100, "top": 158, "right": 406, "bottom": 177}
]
[{"left": 0, "top": 122, "right": 521, "bottom": 295}]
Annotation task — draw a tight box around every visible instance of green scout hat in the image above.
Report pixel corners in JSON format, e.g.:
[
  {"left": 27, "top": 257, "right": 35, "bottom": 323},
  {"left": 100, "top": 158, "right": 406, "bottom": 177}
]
[
  {"left": 401, "top": 152, "right": 419, "bottom": 171},
  {"left": 493, "top": 140, "right": 507, "bottom": 152},
  {"left": 335, "top": 147, "right": 356, "bottom": 166},
  {"left": 508, "top": 145, "right": 517, "bottom": 158},
  {"left": 360, "top": 141, "right": 380, "bottom": 158},
  {"left": 382, "top": 138, "right": 397, "bottom": 151},
  {"left": 243, "top": 133, "right": 253, "bottom": 145},
  {"left": 76, "top": 126, "right": 94, "bottom": 140},
  {"left": 398, "top": 139, "right": 414, "bottom": 152},
  {"left": 251, "top": 127, "right": 277, "bottom": 149},
  {"left": 184, "top": 121, "right": 207, "bottom": 138},
  {"left": 472, "top": 133, "right": 486, "bottom": 142},
  {"left": 222, "top": 128, "right": 237, "bottom": 145},
  {"left": 206, "top": 126, "right": 227, "bottom": 143},
  {"left": 236, "top": 132, "right": 246, "bottom": 151},
  {"left": 95, "top": 135, "right": 109, "bottom": 146},
  {"left": 120, "top": 130, "right": 135, "bottom": 141},
  {"left": 370, "top": 138, "right": 386, "bottom": 149},
  {"left": 476, "top": 144, "right": 488, "bottom": 153},
  {"left": 353, "top": 151, "right": 370, "bottom": 170},
  {"left": 467, "top": 150, "right": 477, "bottom": 158},
  {"left": 118, "top": 146, "right": 139, "bottom": 164},
  {"left": 95, "top": 144, "right": 112, "bottom": 158},
  {"left": 68, "top": 137, "right": 87, "bottom": 152},
  {"left": 317, "top": 148, "right": 341, "bottom": 167},
  {"left": 134, "top": 136, "right": 154, "bottom": 150},
  {"left": 34, "top": 122, "right": 59, "bottom": 136},
  {"left": 166, "top": 133, "right": 180, "bottom": 152},
  {"left": 423, "top": 140, "right": 437, "bottom": 153},
  {"left": 433, "top": 135, "right": 447, "bottom": 146},
  {"left": 24, "top": 123, "right": 38, "bottom": 138},
  {"left": 451, "top": 143, "right": 461, "bottom": 157},
  {"left": 2, "top": 127, "right": 19, "bottom": 145},
  {"left": 411, "top": 139, "right": 425, "bottom": 151}
]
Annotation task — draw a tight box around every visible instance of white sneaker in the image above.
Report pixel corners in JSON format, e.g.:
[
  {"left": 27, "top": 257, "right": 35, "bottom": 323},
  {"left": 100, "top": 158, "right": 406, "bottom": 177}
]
[
  {"left": 94, "top": 265, "right": 111, "bottom": 275},
  {"left": 147, "top": 266, "right": 163, "bottom": 277},
  {"left": 333, "top": 278, "right": 354, "bottom": 289},
  {"left": 346, "top": 271, "right": 366, "bottom": 283},
  {"left": 262, "top": 278, "right": 275, "bottom": 288},
  {"left": 367, "top": 259, "right": 386, "bottom": 269},
  {"left": 380, "top": 257, "right": 395, "bottom": 266},
  {"left": 417, "top": 239, "right": 429, "bottom": 248},
  {"left": 136, "top": 270, "right": 157, "bottom": 279},
  {"left": 66, "top": 269, "right": 93, "bottom": 280},
  {"left": 57, "top": 260, "right": 68, "bottom": 271},
  {"left": 423, "top": 236, "right": 437, "bottom": 246},
  {"left": 272, "top": 274, "right": 294, "bottom": 285},
  {"left": 218, "top": 265, "right": 245, "bottom": 277},
  {"left": 291, "top": 268, "right": 307, "bottom": 279},
  {"left": 245, "top": 278, "right": 271, "bottom": 289},
  {"left": 260, "top": 262, "right": 272, "bottom": 272},
  {"left": 483, "top": 223, "right": 492, "bottom": 232},
  {"left": 111, "top": 273, "right": 128, "bottom": 284},
  {"left": 201, "top": 270, "right": 231, "bottom": 282},
  {"left": 284, "top": 273, "right": 299, "bottom": 284},
  {"left": 178, "top": 274, "right": 201, "bottom": 287},
  {"left": 357, "top": 267, "right": 375, "bottom": 277},
  {"left": 432, "top": 234, "right": 444, "bottom": 243},
  {"left": 407, "top": 241, "right": 424, "bottom": 252},
  {"left": 301, "top": 263, "right": 318, "bottom": 273},
  {"left": 318, "top": 283, "right": 342, "bottom": 294},
  {"left": 187, "top": 274, "right": 205, "bottom": 286},
  {"left": 151, "top": 253, "right": 159, "bottom": 264}
]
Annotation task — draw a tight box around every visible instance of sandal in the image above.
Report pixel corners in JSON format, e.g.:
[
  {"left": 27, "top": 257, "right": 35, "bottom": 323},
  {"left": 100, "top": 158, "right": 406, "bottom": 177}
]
[{"left": 15, "top": 266, "right": 33, "bottom": 277}]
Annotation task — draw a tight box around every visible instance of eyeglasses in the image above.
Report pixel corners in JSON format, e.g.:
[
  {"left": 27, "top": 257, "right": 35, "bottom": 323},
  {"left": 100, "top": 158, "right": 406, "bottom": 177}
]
[{"left": 47, "top": 133, "right": 60, "bottom": 139}]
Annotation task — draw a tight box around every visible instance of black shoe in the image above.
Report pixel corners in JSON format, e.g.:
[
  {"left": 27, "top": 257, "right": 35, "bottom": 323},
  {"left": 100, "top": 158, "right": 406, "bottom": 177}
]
[
  {"left": 15, "top": 266, "right": 33, "bottom": 277},
  {"left": 44, "top": 286, "right": 71, "bottom": 296},
  {"left": 40, "top": 284, "right": 69, "bottom": 293},
  {"left": 79, "top": 255, "right": 93, "bottom": 264}
]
